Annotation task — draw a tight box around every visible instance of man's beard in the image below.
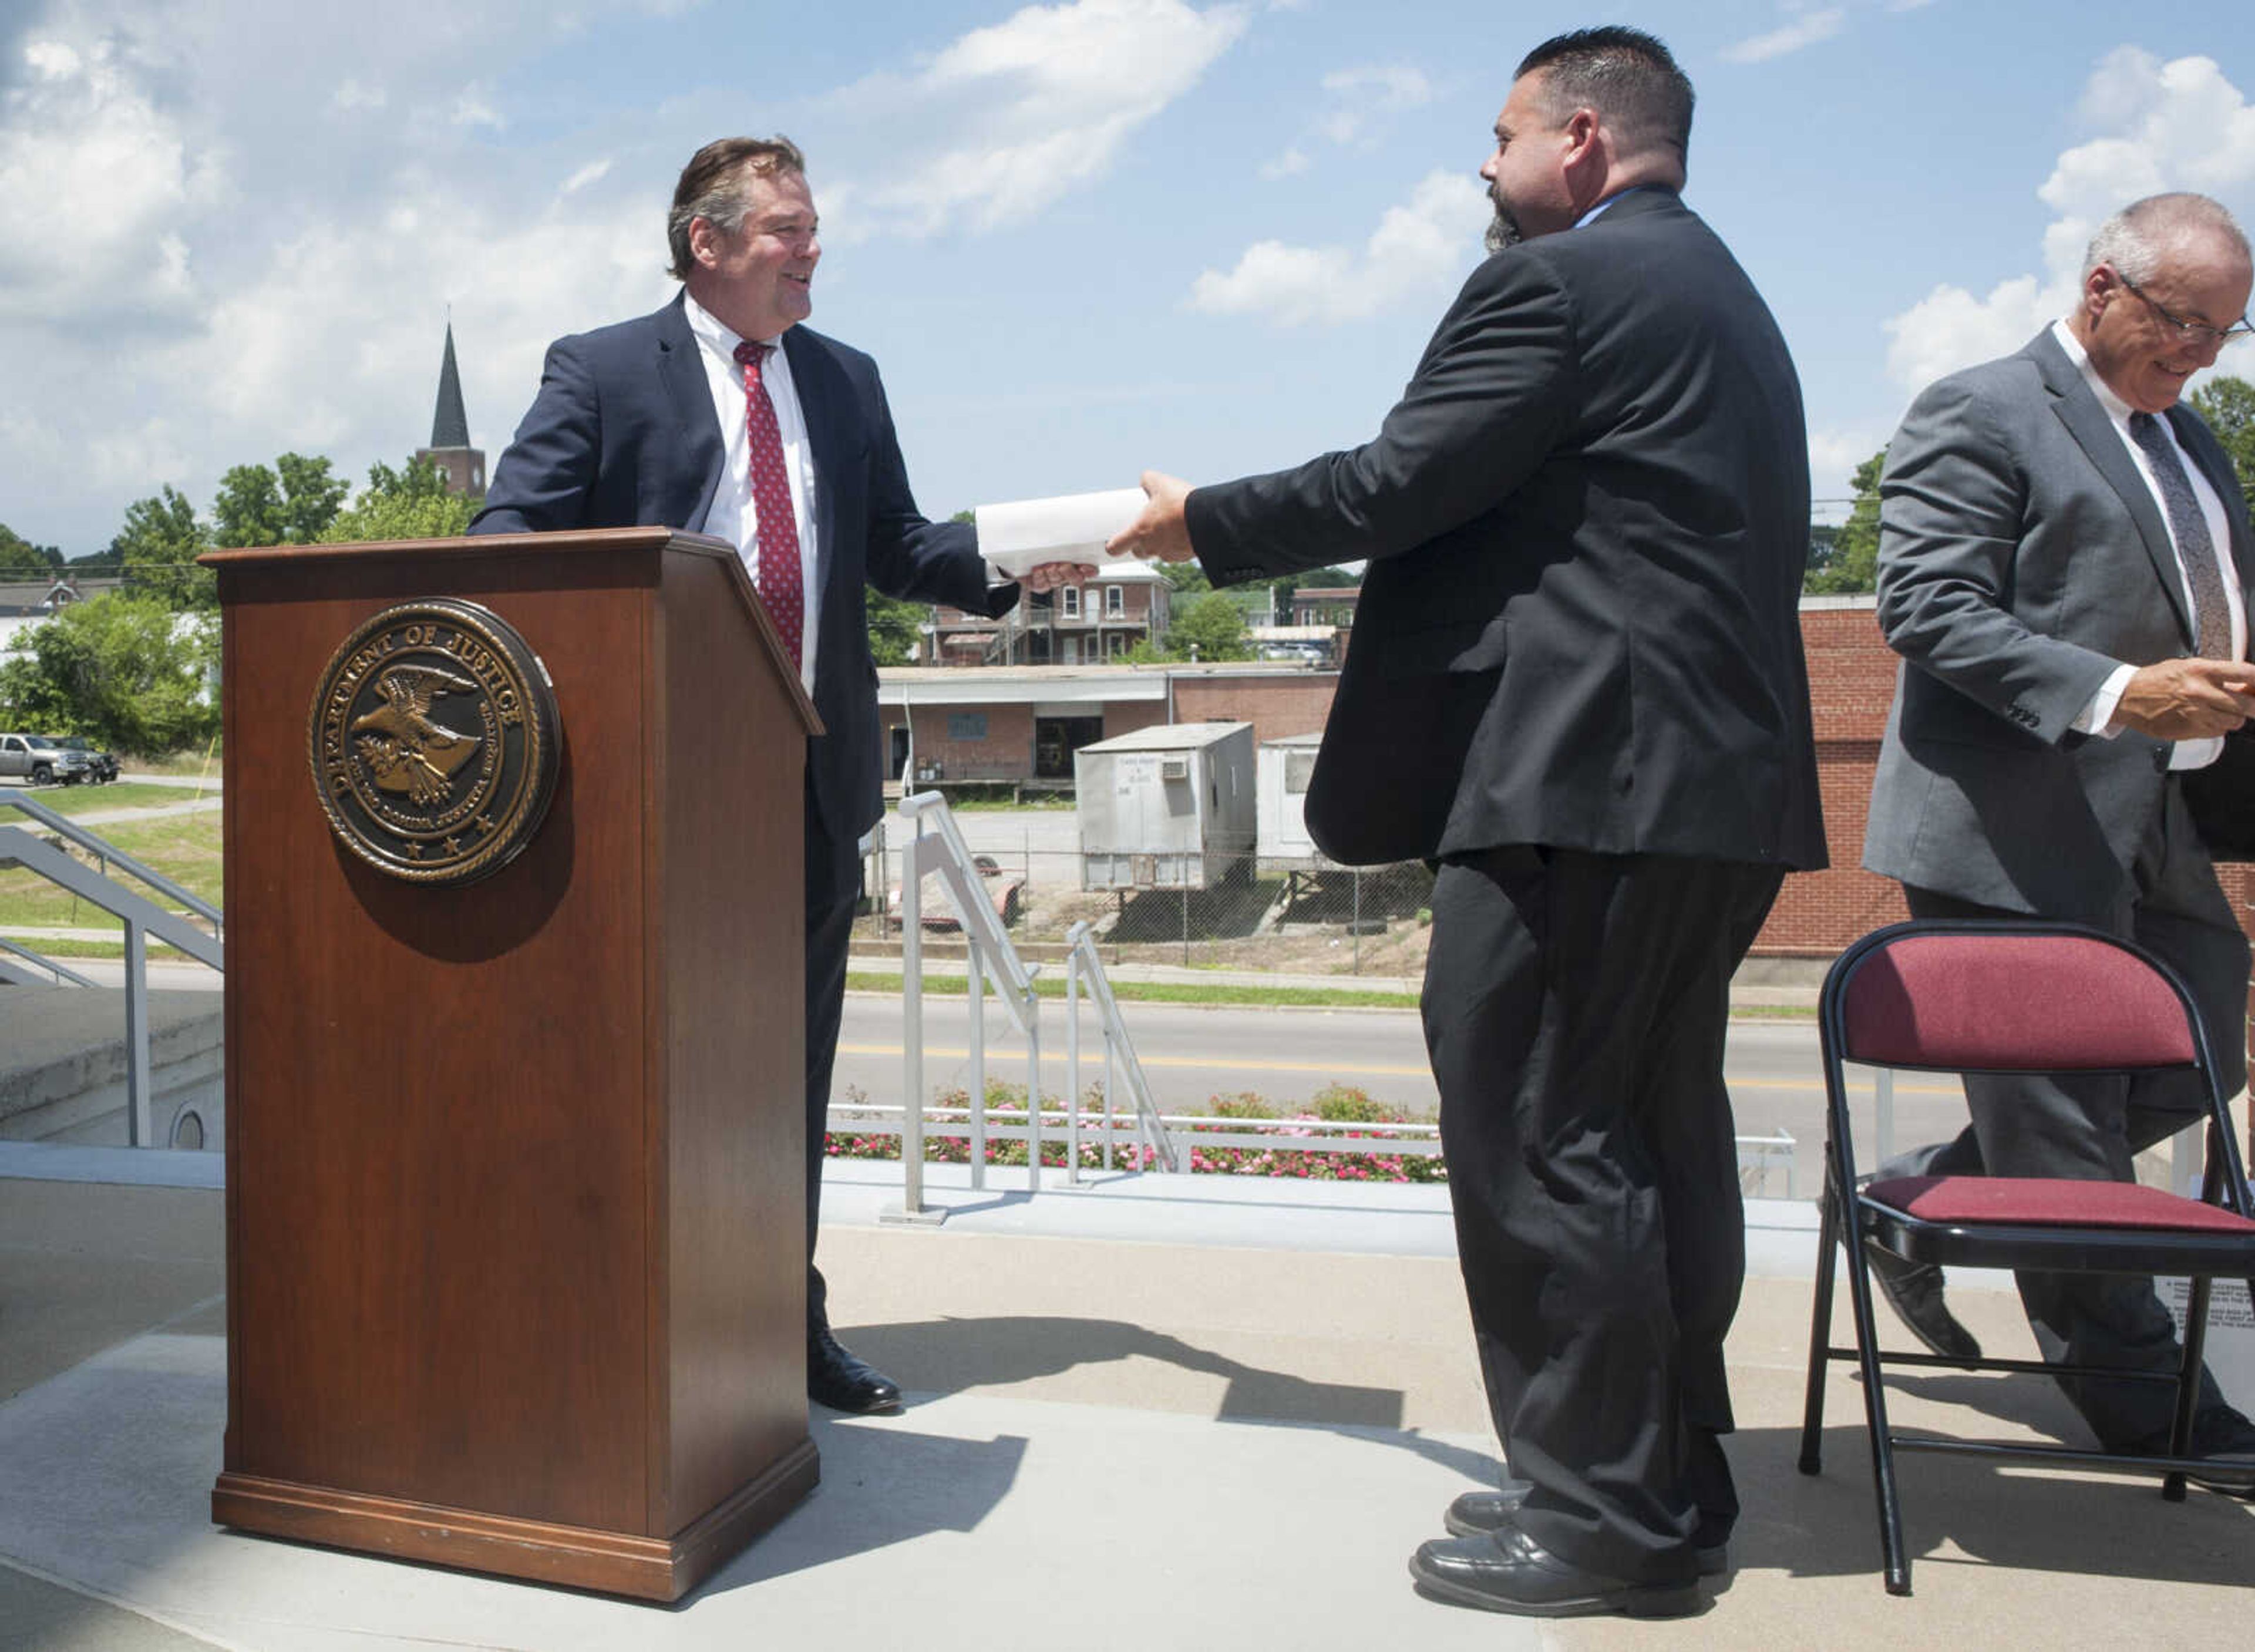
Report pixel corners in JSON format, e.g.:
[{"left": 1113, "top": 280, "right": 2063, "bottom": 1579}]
[{"left": 1485, "top": 187, "right": 1524, "bottom": 254}]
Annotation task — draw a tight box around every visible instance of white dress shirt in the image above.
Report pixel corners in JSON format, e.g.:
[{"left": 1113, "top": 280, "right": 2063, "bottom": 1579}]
[
  {"left": 2052, "top": 319, "right": 2245, "bottom": 769},
  {"left": 684, "top": 292, "right": 822, "bottom": 698}
]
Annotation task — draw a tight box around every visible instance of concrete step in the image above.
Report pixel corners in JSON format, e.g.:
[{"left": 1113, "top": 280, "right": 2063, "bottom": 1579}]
[{"left": 0, "top": 985, "right": 223, "bottom": 1149}]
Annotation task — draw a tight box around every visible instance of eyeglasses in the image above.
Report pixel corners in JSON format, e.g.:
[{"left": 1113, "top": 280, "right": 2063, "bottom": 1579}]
[{"left": 2115, "top": 272, "right": 2255, "bottom": 349}]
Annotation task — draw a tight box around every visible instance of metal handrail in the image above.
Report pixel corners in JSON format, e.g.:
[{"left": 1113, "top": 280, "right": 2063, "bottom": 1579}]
[
  {"left": 0, "top": 792, "right": 224, "bottom": 1145},
  {"left": 1, "top": 790, "right": 224, "bottom": 938},
  {"left": 896, "top": 791, "right": 1043, "bottom": 1217},
  {"left": 1062, "top": 920, "right": 1177, "bottom": 1177}
]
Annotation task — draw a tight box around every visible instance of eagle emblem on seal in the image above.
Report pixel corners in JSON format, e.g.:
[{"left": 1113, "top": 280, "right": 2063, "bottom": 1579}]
[{"left": 351, "top": 665, "right": 483, "bottom": 808}]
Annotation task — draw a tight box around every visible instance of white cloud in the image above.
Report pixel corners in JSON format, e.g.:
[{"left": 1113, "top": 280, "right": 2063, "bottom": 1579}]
[
  {"left": 561, "top": 157, "right": 612, "bottom": 196},
  {"left": 1187, "top": 169, "right": 1482, "bottom": 327},
  {"left": 0, "top": 32, "right": 227, "bottom": 321},
  {"left": 1808, "top": 426, "right": 1888, "bottom": 511},
  {"left": 1722, "top": 8, "right": 1848, "bottom": 65},
  {"left": 450, "top": 84, "right": 505, "bottom": 130},
  {"left": 1258, "top": 146, "right": 1309, "bottom": 180},
  {"left": 828, "top": 0, "right": 1249, "bottom": 238},
  {"left": 331, "top": 79, "right": 385, "bottom": 112},
  {"left": 1884, "top": 49, "right": 2255, "bottom": 392}
]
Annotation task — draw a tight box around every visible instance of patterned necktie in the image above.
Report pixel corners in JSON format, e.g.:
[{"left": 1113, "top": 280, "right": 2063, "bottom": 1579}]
[
  {"left": 2128, "top": 411, "right": 2231, "bottom": 660},
  {"left": 733, "top": 340, "right": 804, "bottom": 671}
]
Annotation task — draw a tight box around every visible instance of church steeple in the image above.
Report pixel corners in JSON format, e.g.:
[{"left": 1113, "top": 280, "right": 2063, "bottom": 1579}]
[{"left": 416, "top": 318, "right": 486, "bottom": 497}]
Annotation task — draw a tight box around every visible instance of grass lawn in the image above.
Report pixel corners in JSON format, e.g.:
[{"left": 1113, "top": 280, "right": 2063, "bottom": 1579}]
[
  {"left": 0, "top": 783, "right": 221, "bottom": 819},
  {"left": 0, "top": 809, "right": 223, "bottom": 926}
]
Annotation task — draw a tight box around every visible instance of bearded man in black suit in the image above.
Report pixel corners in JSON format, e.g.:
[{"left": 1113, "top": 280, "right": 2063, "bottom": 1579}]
[
  {"left": 474, "top": 136, "right": 1083, "bottom": 1417},
  {"left": 1111, "top": 28, "right": 1823, "bottom": 1619}
]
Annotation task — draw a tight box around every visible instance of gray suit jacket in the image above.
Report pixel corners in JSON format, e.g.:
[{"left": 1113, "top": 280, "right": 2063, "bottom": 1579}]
[{"left": 1863, "top": 327, "right": 2255, "bottom": 920}]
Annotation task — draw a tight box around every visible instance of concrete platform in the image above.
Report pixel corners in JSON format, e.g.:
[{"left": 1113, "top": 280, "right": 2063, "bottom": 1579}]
[{"left": 1, "top": 1156, "right": 2249, "bottom": 1651}]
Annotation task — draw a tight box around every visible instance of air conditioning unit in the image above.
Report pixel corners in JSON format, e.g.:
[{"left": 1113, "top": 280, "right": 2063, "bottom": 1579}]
[{"left": 1159, "top": 758, "right": 1189, "bottom": 782}]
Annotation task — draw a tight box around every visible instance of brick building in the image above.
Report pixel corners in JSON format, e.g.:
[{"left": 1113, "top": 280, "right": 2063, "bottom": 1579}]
[
  {"left": 882, "top": 600, "right": 2255, "bottom": 964},
  {"left": 927, "top": 563, "right": 1170, "bottom": 666}
]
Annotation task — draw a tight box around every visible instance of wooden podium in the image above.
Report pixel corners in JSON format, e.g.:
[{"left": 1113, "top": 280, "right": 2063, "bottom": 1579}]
[{"left": 204, "top": 527, "right": 821, "bottom": 1601}]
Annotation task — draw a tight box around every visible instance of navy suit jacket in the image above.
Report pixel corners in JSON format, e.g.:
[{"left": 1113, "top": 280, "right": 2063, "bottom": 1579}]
[{"left": 472, "top": 292, "right": 1014, "bottom": 845}]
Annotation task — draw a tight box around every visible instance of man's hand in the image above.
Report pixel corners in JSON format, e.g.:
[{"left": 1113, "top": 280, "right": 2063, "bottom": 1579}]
[
  {"left": 1105, "top": 471, "right": 1196, "bottom": 563},
  {"left": 2113, "top": 657, "right": 2255, "bottom": 741},
  {"left": 1019, "top": 561, "right": 1096, "bottom": 593}
]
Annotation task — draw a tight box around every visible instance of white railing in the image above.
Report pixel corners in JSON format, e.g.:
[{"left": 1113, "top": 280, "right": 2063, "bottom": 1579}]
[
  {"left": 0, "top": 790, "right": 224, "bottom": 1146},
  {"left": 891, "top": 795, "right": 1181, "bottom": 1216},
  {"left": 895, "top": 792, "right": 1044, "bottom": 1219},
  {"left": 1061, "top": 919, "right": 1177, "bottom": 1178}
]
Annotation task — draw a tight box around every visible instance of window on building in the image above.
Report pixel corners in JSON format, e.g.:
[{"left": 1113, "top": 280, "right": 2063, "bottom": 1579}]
[
  {"left": 1062, "top": 585, "right": 1081, "bottom": 618},
  {"left": 948, "top": 712, "right": 988, "bottom": 741},
  {"left": 1105, "top": 584, "right": 1125, "bottom": 618}
]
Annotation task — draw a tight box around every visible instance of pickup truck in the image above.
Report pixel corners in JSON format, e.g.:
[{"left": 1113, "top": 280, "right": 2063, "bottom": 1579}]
[{"left": 0, "top": 732, "right": 93, "bottom": 786}]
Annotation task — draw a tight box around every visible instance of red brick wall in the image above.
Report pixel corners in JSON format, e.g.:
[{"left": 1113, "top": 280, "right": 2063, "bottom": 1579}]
[
  {"left": 1170, "top": 675, "right": 1336, "bottom": 747},
  {"left": 1752, "top": 604, "right": 1904, "bottom": 956}
]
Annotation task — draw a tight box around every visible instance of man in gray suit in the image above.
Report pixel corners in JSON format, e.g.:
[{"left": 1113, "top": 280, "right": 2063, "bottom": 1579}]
[{"left": 1863, "top": 193, "right": 2255, "bottom": 1466}]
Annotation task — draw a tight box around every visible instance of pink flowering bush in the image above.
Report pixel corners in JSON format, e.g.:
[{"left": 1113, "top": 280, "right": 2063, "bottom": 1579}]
[{"left": 826, "top": 1080, "right": 1446, "bottom": 1183}]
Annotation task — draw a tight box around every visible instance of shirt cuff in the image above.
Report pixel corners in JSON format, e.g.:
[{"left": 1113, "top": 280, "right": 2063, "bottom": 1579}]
[
  {"left": 2074, "top": 662, "right": 2137, "bottom": 737},
  {"left": 984, "top": 557, "right": 1017, "bottom": 589}
]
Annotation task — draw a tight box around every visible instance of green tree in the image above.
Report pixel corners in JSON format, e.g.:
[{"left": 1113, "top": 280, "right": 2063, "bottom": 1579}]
[
  {"left": 1159, "top": 559, "right": 1211, "bottom": 595},
  {"left": 2189, "top": 375, "right": 2255, "bottom": 506},
  {"left": 867, "top": 591, "right": 928, "bottom": 665},
  {"left": 276, "top": 452, "right": 349, "bottom": 543},
  {"left": 1142, "top": 590, "right": 1253, "bottom": 662},
  {"left": 1805, "top": 446, "right": 1885, "bottom": 595},
  {"left": 211, "top": 462, "right": 287, "bottom": 548},
  {"left": 0, "top": 523, "right": 61, "bottom": 578},
  {"left": 110, "top": 485, "right": 214, "bottom": 608},
  {"left": 0, "top": 594, "right": 218, "bottom": 755},
  {"left": 321, "top": 457, "right": 480, "bottom": 543}
]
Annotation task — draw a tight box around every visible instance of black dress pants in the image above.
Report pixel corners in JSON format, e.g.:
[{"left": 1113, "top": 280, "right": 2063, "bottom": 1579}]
[
  {"left": 1880, "top": 779, "right": 2250, "bottom": 1447},
  {"left": 801, "top": 776, "right": 864, "bottom": 1338},
  {"left": 1423, "top": 846, "right": 1783, "bottom": 1585}
]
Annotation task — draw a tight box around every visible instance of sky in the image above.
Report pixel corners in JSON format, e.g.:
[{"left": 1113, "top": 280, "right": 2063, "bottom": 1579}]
[{"left": 3, "top": 0, "right": 2253, "bottom": 556}]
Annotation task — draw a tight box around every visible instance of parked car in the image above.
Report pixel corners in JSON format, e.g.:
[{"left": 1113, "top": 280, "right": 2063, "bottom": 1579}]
[
  {"left": 52, "top": 736, "right": 119, "bottom": 782},
  {"left": 0, "top": 732, "right": 93, "bottom": 786},
  {"left": 888, "top": 854, "right": 1026, "bottom": 930}
]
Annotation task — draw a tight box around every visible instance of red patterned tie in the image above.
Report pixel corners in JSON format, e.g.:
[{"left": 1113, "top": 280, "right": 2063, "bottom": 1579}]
[{"left": 733, "top": 340, "right": 804, "bottom": 671}]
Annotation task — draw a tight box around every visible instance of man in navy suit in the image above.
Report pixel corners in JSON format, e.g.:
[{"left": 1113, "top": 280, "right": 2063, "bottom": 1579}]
[
  {"left": 474, "top": 136, "right": 1083, "bottom": 1415},
  {"left": 1112, "top": 28, "right": 1820, "bottom": 1619}
]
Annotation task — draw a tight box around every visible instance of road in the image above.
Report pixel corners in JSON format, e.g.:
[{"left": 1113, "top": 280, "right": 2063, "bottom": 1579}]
[{"left": 834, "top": 994, "right": 1977, "bottom": 1185}]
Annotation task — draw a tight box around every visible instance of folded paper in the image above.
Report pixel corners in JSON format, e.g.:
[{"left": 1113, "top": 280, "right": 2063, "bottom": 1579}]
[{"left": 975, "top": 487, "right": 1151, "bottom": 577}]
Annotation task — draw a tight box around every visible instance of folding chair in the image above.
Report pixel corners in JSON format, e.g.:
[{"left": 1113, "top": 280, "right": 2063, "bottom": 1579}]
[{"left": 1796, "top": 919, "right": 2255, "bottom": 1595}]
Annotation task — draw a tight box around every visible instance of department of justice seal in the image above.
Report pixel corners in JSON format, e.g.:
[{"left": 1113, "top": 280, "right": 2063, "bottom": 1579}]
[{"left": 308, "top": 598, "right": 560, "bottom": 886}]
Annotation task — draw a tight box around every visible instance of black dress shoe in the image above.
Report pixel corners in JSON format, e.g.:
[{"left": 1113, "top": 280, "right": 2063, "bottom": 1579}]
[
  {"left": 1863, "top": 1239, "right": 1981, "bottom": 1362},
  {"left": 808, "top": 1328, "right": 901, "bottom": 1414},
  {"left": 2112, "top": 1405, "right": 2255, "bottom": 1497},
  {"left": 1444, "top": 1487, "right": 1728, "bottom": 1576},
  {"left": 1409, "top": 1527, "right": 1700, "bottom": 1619}
]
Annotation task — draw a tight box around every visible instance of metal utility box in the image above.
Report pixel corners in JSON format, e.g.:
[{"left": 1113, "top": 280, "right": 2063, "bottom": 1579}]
[
  {"left": 1075, "top": 722, "right": 1256, "bottom": 890},
  {"left": 1256, "top": 734, "right": 1330, "bottom": 873}
]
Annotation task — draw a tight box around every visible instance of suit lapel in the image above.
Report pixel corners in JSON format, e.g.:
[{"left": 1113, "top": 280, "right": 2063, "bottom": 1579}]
[
  {"left": 2028, "top": 329, "right": 2192, "bottom": 645},
  {"left": 654, "top": 294, "right": 726, "bottom": 531},
  {"left": 782, "top": 327, "right": 844, "bottom": 616}
]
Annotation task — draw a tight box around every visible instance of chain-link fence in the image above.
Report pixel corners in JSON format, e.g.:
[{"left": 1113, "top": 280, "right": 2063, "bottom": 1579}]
[{"left": 855, "top": 825, "right": 1435, "bottom": 977}]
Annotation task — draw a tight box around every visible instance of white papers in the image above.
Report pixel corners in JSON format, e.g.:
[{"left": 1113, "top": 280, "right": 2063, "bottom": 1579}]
[{"left": 974, "top": 487, "right": 1149, "bottom": 578}]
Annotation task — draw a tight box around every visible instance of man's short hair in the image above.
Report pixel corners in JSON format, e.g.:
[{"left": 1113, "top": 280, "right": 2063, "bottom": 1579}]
[
  {"left": 2082, "top": 193, "right": 2251, "bottom": 285},
  {"left": 1514, "top": 26, "right": 1694, "bottom": 160},
  {"left": 667, "top": 136, "right": 807, "bottom": 281}
]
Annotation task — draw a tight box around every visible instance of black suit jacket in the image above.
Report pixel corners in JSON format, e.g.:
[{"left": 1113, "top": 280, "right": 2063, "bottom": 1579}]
[
  {"left": 471, "top": 292, "right": 1014, "bottom": 844},
  {"left": 1187, "top": 189, "right": 1826, "bottom": 870}
]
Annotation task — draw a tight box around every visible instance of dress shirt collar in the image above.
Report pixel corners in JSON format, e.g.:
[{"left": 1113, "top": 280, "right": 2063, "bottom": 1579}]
[
  {"left": 1574, "top": 184, "right": 1668, "bottom": 231},
  {"left": 682, "top": 290, "right": 786, "bottom": 361},
  {"left": 2049, "top": 318, "right": 2139, "bottom": 426}
]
